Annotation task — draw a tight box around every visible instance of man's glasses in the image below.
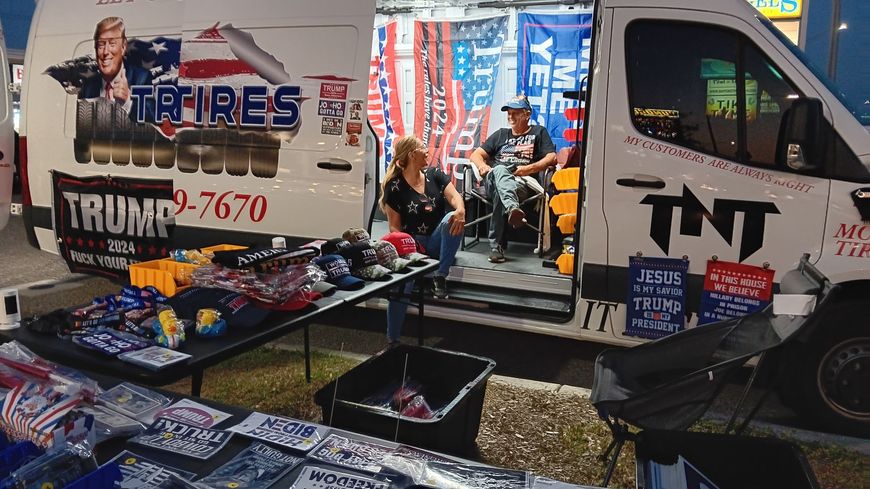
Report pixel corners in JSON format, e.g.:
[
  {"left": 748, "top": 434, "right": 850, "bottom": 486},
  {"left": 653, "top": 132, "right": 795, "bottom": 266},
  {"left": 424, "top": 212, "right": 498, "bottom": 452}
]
[{"left": 95, "top": 38, "right": 123, "bottom": 50}]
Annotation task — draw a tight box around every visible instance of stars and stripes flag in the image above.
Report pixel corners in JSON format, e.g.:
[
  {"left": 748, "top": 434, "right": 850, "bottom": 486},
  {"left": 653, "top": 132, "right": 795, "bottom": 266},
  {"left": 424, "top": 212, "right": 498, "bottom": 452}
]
[
  {"left": 516, "top": 12, "right": 593, "bottom": 151},
  {"left": 368, "top": 21, "right": 406, "bottom": 169},
  {"left": 414, "top": 16, "right": 508, "bottom": 174}
]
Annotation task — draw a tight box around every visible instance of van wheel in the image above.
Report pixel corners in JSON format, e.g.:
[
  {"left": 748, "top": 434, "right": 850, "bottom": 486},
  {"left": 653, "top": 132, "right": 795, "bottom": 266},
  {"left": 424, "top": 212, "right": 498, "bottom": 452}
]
[
  {"left": 111, "top": 103, "right": 132, "bottom": 165},
  {"left": 92, "top": 99, "right": 113, "bottom": 164},
  {"left": 74, "top": 101, "right": 94, "bottom": 163},
  {"left": 130, "top": 122, "right": 155, "bottom": 167},
  {"left": 791, "top": 300, "right": 870, "bottom": 437},
  {"left": 250, "top": 134, "right": 280, "bottom": 178},
  {"left": 153, "top": 137, "right": 176, "bottom": 169},
  {"left": 176, "top": 130, "right": 201, "bottom": 174},
  {"left": 225, "top": 132, "right": 251, "bottom": 176},
  {"left": 200, "top": 129, "right": 226, "bottom": 175}
]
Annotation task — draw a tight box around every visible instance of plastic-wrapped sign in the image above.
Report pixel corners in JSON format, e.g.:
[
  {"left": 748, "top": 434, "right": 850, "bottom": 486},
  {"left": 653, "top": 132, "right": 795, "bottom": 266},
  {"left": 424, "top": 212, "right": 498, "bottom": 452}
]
[
  {"left": 625, "top": 256, "right": 688, "bottom": 339},
  {"left": 130, "top": 418, "right": 231, "bottom": 460},
  {"left": 227, "top": 412, "right": 326, "bottom": 453}
]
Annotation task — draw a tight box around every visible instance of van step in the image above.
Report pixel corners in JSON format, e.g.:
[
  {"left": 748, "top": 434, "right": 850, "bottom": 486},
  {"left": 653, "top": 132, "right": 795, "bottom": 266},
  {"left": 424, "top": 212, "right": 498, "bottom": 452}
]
[{"left": 431, "top": 281, "right": 573, "bottom": 322}]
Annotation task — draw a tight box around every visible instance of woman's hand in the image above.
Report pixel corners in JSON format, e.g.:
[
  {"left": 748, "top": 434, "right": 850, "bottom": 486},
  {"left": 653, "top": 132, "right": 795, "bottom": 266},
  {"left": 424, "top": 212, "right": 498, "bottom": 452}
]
[{"left": 448, "top": 210, "right": 466, "bottom": 236}]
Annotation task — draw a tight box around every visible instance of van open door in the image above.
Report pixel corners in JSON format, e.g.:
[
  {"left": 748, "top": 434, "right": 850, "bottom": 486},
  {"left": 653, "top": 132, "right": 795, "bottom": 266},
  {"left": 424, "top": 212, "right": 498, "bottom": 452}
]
[{"left": 0, "top": 21, "right": 14, "bottom": 231}]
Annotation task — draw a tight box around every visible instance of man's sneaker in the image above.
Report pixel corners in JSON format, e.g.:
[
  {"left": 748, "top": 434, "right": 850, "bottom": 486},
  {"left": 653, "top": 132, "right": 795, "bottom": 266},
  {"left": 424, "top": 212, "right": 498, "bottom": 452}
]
[
  {"left": 489, "top": 246, "right": 506, "bottom": 263},
  {"left": 432, "top": 276, "right": 448, "bottom": 299},
  {"left": 508, "top": 207, "right": 526, "bottom": 229}
]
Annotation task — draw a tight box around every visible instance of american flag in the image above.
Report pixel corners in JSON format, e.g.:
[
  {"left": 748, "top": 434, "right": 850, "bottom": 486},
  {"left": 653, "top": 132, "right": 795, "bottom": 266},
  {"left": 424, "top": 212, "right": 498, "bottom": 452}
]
[
  {"left": 414, "top": 17, "right": 508, "bottom": 174},
  {"left": 368, "top": 21, "right": 405, "bottom": 169}
]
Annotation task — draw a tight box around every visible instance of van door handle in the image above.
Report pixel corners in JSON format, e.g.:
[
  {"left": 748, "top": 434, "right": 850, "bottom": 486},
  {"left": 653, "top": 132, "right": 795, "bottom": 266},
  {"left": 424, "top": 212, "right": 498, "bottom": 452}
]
[
  {"left": 317, "top": 161, "right": 352, "bottom": 171},
  {"left": 616, "top": 178, "right": 665, "bottom": 189}
]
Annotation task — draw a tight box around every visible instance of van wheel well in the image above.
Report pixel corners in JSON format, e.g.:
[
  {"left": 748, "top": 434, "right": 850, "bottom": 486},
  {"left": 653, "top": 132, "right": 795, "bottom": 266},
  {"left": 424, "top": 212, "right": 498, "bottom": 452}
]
[{"left": 780, "top": 289, "right": 870, "bottom": 437}]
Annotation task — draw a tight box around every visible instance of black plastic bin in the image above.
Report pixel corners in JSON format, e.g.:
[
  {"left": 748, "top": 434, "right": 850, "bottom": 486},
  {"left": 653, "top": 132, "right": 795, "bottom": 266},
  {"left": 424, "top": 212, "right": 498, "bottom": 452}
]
[
  {"left": 314, "top": 344, "right": 496, "bottom": 454},
  {"left": 635, "top": 430, "right": 821, "bottom": 489}
]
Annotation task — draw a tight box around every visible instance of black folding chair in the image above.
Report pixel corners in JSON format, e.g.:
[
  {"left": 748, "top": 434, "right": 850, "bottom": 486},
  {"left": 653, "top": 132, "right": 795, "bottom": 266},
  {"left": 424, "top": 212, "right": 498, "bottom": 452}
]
[
  {"left": 453, "top": 162, "right": 553, "bottom": 257},
  {"left": 590, "top": 254, "right": 840, "bottom": 486}
]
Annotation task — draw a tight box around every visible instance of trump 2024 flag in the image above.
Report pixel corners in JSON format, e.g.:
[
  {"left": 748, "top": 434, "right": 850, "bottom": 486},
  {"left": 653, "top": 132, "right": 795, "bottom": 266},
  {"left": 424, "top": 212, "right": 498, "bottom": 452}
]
[{"left": 413, "top": 16, "right": 508, "bottom": 173}]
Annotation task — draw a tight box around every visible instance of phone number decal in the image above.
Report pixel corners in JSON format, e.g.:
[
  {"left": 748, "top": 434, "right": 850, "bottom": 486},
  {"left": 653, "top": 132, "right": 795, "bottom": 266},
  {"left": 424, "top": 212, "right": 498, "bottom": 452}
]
[{"left": 174, "top": 190, "right": 268, "bottom": 223}]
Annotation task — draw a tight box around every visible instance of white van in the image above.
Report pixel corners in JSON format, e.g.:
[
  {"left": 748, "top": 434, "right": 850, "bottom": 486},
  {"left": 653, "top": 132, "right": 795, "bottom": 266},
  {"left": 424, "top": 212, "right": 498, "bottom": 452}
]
[
  {"left": 21, "top": 0, "right": 869, "bottom": 435},
  {"left": 0, "top": 19, "right": 15, "bottom": 231}
]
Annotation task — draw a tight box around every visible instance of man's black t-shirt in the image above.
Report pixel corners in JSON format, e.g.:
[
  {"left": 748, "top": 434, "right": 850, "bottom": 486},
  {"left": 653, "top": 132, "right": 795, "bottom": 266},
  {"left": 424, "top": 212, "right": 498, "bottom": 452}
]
[
  {"left": 384, "top": 168, "right": 451, "bottom": 236},
  {"left": 481, "top": 125, "right": 555, "bottom": 168}
]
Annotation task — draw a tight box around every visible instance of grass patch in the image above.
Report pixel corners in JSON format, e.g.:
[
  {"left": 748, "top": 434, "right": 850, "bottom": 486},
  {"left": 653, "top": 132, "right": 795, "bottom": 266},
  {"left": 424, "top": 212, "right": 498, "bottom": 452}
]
[
  {"left": 162, "top": 347, "right": 866, "bottom": 489},
  {"left": 164, "top": 347, "right": 359, "bottom": 421}
]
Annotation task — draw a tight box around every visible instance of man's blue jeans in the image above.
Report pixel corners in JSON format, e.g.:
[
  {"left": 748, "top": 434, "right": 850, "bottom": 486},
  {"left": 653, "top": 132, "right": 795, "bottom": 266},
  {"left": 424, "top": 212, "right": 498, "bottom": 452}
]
[
  {"left": 386, "top": 211, "right": 461, "bottom": 342},
  {"left": 485, "top": 165, "right": 521, "bottom": 249}
]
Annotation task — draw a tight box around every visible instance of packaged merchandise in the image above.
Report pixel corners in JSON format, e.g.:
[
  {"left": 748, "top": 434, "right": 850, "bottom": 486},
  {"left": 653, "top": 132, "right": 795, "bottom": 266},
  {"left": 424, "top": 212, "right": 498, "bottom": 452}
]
[
  {"left": 194, "top": 309, "right": 226, "bottom": 337},
  {"left": 0, "top": 442, "right": 98, "bottom": 489},
  {"left": 152, "top": 399, "right": 231, "bottom": 429},
  {"left": 168, "top": 288, "right": 270, "bottom": 329},
  {"left": 307, "top": 434, "right": 394, "bottom": 474},
  {"left": 98, "top": 384, "right": 170, "bottom": 423},
  {"left": 227, "top": 412, "right": 326, "bottom": 453},
  {"left": 117, "top": 347, "right": 192, "bottom": 371},
  {"left": 108, "top": 450, "right": 197, "bottom": 489},
  {"left": 130, "top": 418, "right": 232, "bottom": 460},
  {"left": 0, "top": 342, "right": 99, "bottom": 403},
  {"left": 74, "top": 405, "right": 144, "bottom": 443},
  {"left": 289, "top": 465, "right": 391, "bottom": 489},
  {"left": 169, "top": 249, "right": 213, "bottom": 266},
  {"left": 190, "top": 442, "right": 302, "bottom": 489},
  {"left": 190, "top": 263, "right": 325, "bottom": 304},
  {"left": 150, "top": 307, "right": 186, "bottom": 349},
  {"left": 71, "top": 329, "right": 151, "bottom": 357}
]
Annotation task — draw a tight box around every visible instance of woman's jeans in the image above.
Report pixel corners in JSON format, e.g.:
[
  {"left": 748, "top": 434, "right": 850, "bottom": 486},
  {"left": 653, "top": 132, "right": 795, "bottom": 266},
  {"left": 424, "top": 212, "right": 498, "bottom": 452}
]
[{"left": 386, "top": 211, "right": 461, "bottom": 342}]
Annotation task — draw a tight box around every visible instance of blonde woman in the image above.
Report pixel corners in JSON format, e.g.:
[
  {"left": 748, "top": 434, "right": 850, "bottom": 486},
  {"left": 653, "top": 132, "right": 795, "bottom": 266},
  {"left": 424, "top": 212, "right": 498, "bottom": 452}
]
[{"left": 380, "top": 135, "right": 465, "bottom": 342}]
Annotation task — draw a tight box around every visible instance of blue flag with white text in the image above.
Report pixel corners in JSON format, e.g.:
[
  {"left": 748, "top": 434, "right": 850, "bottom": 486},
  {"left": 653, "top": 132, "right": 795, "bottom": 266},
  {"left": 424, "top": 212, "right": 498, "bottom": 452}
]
[{"left": 516, "top": 12, "right": 592, "bottom": 151}]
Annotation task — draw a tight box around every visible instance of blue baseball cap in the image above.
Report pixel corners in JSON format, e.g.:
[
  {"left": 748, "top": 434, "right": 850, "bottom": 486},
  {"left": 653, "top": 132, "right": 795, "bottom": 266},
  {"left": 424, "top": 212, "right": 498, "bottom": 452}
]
[
  {"left": 501, "top": 96, "right": 531, "bottom": 111},
  {"left": 313, "top": 254, "right": 365, "bottom": 290}
]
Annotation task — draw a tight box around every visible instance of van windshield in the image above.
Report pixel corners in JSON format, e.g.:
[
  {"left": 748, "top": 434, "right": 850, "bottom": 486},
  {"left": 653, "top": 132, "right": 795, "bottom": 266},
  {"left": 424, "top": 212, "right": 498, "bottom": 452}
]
[{"left": 758, "top": 16, "right": 869, "bottom": 127}]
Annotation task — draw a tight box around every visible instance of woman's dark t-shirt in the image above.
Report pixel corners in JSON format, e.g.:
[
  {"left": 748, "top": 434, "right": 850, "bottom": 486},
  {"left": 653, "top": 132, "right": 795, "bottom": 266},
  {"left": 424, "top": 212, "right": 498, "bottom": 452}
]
[{"left": 384, "top": 167, "right": 451, "bottom": 236}]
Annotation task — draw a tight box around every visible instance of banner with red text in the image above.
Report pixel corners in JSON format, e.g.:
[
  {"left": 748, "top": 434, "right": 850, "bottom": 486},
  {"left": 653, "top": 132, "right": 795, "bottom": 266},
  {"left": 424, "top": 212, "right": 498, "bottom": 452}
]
[
  {"left": 414, "top": 16, "right": 508, "bottom": 173},
  {"left": 698, "top": 260, "right": 775, "bottom": 325}
]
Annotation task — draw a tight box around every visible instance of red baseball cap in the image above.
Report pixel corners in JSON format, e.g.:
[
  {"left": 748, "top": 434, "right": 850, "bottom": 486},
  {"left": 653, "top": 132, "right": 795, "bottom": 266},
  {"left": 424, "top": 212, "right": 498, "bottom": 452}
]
[{"left": 380, "top": 232, "right": 428, "bottom": 264}]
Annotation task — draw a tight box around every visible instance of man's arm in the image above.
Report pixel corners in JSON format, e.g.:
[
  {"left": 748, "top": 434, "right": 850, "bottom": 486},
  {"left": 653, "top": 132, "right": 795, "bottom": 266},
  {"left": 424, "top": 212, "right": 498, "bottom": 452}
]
[
  {"left": 514, "top": 151, "right": 556, "bottom": 176},
  {"left": 469, "top": 147, "right": 492, "bottom": 177}
]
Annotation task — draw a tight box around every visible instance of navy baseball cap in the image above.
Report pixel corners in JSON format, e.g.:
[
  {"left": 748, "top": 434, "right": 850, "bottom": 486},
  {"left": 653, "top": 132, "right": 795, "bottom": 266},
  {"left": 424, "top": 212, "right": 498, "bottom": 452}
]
[
  {"left": 322, "top": 238, "right": 352, "bottom": 256},
  {"left": 501, "top": 96, "right": 531, "bottom": 111},
  {"left": 313, "top": 254, "right": 365, "bottom": 290}
]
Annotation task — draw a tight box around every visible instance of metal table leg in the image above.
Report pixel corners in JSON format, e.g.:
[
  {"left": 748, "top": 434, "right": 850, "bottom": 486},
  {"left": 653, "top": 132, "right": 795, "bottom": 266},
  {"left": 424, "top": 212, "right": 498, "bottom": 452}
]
[
  {"left": 191, "top": 369, "right": 203, "bottom": 397},
  {"left": 304, "top": 323, "right": 311, "bottom": 383}
]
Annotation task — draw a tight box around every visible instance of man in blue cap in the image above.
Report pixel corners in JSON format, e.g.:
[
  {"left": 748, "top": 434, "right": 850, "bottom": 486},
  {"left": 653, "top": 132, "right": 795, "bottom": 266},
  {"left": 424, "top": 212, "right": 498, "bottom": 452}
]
[{"left": 469, "top": 95, "right": 556, "bottom": 263}]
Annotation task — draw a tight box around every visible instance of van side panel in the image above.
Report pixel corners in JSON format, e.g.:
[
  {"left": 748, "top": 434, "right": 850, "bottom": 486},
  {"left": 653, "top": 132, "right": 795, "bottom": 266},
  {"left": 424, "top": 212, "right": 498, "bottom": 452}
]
[{"left": 24, "top": 0, "right": 375, "bottom": 251}]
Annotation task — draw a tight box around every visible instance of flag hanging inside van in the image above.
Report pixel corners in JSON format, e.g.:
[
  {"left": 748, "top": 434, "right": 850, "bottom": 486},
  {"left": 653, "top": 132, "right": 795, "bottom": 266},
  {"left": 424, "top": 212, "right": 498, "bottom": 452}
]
[{"left": 413, "top": 16, "right": 508, "bottom": 174}]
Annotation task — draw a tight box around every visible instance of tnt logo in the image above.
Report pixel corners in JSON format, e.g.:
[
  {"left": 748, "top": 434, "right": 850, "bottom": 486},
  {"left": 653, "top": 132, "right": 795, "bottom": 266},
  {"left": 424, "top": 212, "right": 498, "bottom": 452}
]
[{"left": 641, "top": 184, "right": 780, "bottom": 262}]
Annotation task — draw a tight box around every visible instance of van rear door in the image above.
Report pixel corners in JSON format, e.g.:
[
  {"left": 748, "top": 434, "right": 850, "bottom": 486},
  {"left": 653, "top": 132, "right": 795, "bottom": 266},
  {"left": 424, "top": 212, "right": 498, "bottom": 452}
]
[{"left": 0, "top": 21, "right": 13, "bottom": 231}]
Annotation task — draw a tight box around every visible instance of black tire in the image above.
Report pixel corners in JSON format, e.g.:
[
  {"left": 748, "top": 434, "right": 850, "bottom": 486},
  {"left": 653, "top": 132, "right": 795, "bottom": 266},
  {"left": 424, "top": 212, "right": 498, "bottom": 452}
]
[
  {"left": 250, "top": 133, "right": 280, "bottom": 178},
  {"left": 74, "top": 100, "right": 94, "bottom": 163},
  {"left": 92, "top": 99, "right": 113, "bottom": 164},
  {"left": 790, "top": 300, "right": 870, "bottom": 437},
  {"left": 200, "top": 129, "right": 227, "bottom": 175},
  {"left": 153, "top": 135, "right": 176, "bottom": 169},
  {"left": 111, "top": 103, "right": 132, "bottom": 165},
  {"left": 130, "top": 121, "right": 155, "bottom": 168},
  {"left": 176, "top": 130, "right": 201, "bottom": 174},
  {"left": 225, "top": 131, "right": 251, "bottom": 176}
]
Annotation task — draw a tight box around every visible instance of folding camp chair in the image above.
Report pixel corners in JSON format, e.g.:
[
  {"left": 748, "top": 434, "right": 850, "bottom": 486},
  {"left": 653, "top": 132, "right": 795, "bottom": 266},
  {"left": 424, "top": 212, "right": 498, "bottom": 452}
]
[
  {"left": 589, "top": 254, "right": 840, "bottom": 486},
  {"left": 453, "top": 162, "right": 553, "bottom": 257}
]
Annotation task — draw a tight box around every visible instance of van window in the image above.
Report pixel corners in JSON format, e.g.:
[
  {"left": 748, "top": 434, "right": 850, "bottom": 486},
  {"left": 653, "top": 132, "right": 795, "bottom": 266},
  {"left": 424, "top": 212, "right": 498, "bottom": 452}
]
[
  {"left": 625, "top": 22, "right": 740, "bottom": 161},
  {"left": 626, "top": 20, "right": 868, "bottom": 181},
  {"left": 625, "top": 20, "right": 807, "bottom": 167}
]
